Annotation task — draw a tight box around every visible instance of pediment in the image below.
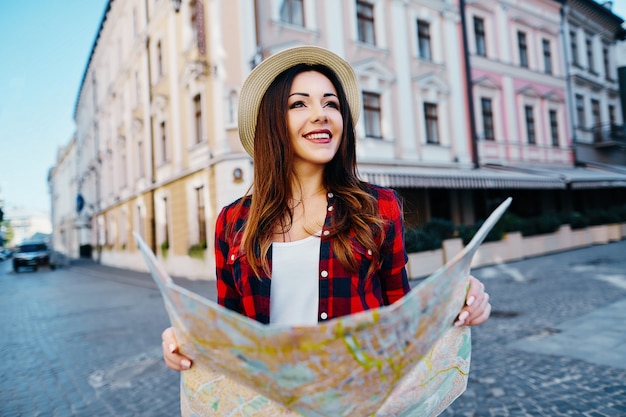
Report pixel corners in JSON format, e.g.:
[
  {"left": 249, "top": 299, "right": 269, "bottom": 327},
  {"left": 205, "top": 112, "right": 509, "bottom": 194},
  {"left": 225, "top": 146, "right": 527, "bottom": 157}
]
[
  {"left": 352, "top": 59, "right": 396, "bottom": 83},
  {"left": 413, "top": 72, "right": 450, "bottom": 94},
  {"left": 473, "top": 75, "right": 501, "bottom": 90},
  {"left": 516, "top": 85, "right": 541, "bottom": 98}
]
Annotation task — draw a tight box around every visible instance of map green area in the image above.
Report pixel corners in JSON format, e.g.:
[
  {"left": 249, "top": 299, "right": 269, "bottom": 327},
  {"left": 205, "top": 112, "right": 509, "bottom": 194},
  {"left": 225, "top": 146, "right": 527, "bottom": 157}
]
[{"left": 136, "top": 197, "right": 511, "bottom": 417}]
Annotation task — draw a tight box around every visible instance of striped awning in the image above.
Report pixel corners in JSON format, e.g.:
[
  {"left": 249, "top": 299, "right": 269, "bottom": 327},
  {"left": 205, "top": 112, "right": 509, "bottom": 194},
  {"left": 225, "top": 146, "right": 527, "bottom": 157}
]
[
  {"left": 357, "top": 165, "right": 567, "bottom": 189},
  {"left": 507, "top": 166, "right": 626, "bottom": 190}
]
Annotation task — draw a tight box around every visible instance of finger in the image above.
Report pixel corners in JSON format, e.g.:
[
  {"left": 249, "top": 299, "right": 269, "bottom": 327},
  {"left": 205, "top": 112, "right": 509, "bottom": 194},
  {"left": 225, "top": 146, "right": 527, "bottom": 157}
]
[
  {"left": 467, "top": 301, "right": 492, "bottom": 326},
  {"left": 465, "top": 292, "right": 490, "bottom": 324}
]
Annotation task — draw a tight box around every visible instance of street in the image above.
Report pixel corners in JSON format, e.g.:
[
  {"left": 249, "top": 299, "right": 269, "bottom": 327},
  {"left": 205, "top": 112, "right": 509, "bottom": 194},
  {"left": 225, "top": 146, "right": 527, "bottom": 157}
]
[{"left": 1, "top": 241, "right": 626, "bottom": 417}]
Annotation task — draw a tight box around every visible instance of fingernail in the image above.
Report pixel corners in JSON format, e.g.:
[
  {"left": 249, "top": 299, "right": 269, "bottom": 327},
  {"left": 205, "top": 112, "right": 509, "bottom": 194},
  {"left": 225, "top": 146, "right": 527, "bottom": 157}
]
[
  {"left": 169, "top": 344, "right": 176, "bottom": 353},
  {"left": 181, "top": 359, "right": 191, "bottom": 370},
  {"left": 459, "top": 311, "right": 469, "bottom": 321},
  {"left": 466, "top": 296, "right": 475, "bottom": 307}
]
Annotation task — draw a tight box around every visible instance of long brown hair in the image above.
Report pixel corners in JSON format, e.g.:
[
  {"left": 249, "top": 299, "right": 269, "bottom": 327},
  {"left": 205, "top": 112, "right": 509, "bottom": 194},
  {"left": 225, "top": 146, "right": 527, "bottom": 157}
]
[{"left": 240, "top": 63, "right": 386, "bottom": 276}]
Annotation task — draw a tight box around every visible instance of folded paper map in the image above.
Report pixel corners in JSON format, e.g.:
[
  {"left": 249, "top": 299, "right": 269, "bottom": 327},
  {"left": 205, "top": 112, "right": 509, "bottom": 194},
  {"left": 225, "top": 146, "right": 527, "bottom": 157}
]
[{"left": 135, "top": 197, "right": 511, "bottom": 417}]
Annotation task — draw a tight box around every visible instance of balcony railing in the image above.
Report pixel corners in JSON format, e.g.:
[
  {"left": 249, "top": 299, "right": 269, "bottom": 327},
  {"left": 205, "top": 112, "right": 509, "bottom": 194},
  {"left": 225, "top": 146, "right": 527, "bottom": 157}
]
[{"left": 590, "top": 123, "right": 626, "bottom": 148}]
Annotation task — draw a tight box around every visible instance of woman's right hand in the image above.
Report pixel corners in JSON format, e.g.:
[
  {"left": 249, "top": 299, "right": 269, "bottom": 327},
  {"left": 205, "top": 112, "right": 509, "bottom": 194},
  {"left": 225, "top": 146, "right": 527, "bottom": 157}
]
[{"left": 161, "top": 327, "right": 192, "bottom": 371}]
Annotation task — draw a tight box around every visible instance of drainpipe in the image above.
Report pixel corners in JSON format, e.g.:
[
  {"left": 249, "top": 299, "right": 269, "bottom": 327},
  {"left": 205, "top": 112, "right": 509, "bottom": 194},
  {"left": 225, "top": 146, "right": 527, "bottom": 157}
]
[
  {"left": 560, "top": 2, "right": 579, "bottom": 166},
  {"left": 145, "top": 0, "right": 157, "bottom": 254},
  {"left": 459, "top": 0, "right": 480, "bottom": 169}
]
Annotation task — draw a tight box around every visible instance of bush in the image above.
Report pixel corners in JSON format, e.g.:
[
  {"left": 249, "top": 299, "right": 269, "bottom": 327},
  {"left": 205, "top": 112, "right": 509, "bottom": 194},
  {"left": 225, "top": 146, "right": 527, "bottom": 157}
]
[
  {"left": 423, "top": 218, "right": 456, "bottom": 241},
  {"left": 188, "top": 241, "right": 207, "bottom": 260},
  {"left": 520, "top": 214, "right": 561, "bottom": 237},
  {"left": 499, "top": 213, "right": 524, "bottom": 233},
  {"left": 404, "top": 227, "right": 441, "bottom": 253},
  {"left": 564, "top": 211, "right": 588, "bottom": 230},
  {"left": 586, "top": 209, "right": 620, "bottom": 226}
]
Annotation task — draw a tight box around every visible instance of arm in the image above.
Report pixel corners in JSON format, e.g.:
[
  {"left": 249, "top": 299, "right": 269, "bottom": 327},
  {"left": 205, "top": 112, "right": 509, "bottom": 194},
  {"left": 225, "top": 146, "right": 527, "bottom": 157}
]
[{"left": 377, "top": 189, "right": 411, "bottom": 305}]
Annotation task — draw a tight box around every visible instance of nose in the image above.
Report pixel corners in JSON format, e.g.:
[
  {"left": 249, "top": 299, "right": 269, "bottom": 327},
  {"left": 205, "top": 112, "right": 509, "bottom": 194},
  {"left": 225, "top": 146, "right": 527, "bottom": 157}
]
[{"left": 310, "top": 103, "right": 328, "bottom": 123}]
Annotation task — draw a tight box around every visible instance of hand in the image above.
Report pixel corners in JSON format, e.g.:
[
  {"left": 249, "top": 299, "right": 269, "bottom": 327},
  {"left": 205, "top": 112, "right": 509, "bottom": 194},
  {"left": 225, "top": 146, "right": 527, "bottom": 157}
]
[
  {"left": 162, "top": 327, "right": 192, "bottom": 371},
  {"left": 454, "top": 276, "right": 491, "bottom": 327}
]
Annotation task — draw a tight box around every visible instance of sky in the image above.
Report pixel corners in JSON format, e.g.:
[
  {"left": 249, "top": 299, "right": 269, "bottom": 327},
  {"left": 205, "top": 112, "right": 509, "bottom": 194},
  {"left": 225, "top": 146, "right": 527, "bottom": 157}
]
[
  {"left": 0, "top": 1, "right": 108, "bottom": 215},
  {"left": 0, "top": 1, "right": 625, "bottom": 217}
]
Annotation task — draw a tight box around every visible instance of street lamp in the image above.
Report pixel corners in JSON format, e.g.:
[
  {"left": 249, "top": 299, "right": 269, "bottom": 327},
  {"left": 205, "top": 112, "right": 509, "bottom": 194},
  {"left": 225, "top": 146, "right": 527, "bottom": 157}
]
[{"left": 172, "top": 0, "right": 182, "bottom": 13}]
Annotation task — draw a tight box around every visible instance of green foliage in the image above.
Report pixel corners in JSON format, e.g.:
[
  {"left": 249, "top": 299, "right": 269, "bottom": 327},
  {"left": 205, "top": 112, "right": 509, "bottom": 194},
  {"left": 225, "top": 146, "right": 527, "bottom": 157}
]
[
  {"left": 520, "top": 214, "right": 562, "bottom": 237},
  {"left": 563, "top": 211, "right": 588, "bottom": 230},
  {"left": 585, "top": 208, "right": 621, "bottom": 226},
  {"left": 188, "top": 241, "right": 207, "bottom": 260},
  {"left": 160, "top": 240, "right": 169, "bottom": 257}
]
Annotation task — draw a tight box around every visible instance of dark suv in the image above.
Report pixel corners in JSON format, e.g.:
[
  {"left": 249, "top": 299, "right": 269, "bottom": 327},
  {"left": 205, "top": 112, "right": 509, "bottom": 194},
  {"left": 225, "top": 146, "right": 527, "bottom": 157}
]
[{"left": 13, "top": 242, "right": 51, "bottom": 272}]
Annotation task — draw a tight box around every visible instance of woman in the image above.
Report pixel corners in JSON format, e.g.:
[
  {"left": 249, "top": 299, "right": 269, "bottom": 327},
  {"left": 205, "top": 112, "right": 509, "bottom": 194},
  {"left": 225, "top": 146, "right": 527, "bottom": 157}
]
[{"left": 162, "top": 45, "right": 490, "bottom": 372}]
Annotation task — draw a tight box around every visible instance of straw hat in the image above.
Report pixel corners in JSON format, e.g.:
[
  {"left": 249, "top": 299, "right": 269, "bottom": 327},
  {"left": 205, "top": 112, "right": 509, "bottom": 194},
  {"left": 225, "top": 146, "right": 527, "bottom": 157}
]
[{"left": 238, "top": 45, "right": 361, "bottom": 157}]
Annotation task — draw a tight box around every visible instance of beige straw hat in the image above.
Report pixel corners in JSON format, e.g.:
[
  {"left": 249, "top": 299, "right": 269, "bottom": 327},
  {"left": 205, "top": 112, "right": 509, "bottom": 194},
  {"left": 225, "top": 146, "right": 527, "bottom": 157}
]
[{"left": 238, "top": 45, "right": 361, "bottom": 157}]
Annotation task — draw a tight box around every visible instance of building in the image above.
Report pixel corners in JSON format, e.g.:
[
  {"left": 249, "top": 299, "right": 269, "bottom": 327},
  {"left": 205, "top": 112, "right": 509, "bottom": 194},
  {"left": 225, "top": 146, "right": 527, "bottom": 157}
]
[{"left": 49, "top": 0, "right": 626, "bottom": 279}]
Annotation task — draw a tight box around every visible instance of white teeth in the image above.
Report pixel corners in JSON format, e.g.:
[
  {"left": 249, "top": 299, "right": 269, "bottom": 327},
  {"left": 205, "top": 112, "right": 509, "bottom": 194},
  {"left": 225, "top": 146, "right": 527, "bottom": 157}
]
[{"left": 305, "top": 133, "right": 330, "bottom": 140}]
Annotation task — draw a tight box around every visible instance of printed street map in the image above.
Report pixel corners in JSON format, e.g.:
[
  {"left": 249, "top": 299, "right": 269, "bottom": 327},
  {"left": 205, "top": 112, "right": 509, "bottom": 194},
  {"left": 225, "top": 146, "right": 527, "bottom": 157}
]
[{"left": 135, "top": 197, "right": 511, "bottom": 417}]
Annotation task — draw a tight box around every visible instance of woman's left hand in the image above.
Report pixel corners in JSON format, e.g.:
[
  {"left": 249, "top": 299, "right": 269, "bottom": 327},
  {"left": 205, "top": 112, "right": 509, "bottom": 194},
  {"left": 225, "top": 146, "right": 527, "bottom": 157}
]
[{"left": 454, "top": 275, "right": 491, "bottom": 327}]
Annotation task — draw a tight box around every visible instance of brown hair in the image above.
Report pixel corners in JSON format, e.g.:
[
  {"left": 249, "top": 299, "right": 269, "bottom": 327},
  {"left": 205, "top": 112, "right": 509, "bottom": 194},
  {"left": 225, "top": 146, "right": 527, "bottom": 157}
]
[{"left": 240, "top": 64, "right": 386, "bottom": 276}]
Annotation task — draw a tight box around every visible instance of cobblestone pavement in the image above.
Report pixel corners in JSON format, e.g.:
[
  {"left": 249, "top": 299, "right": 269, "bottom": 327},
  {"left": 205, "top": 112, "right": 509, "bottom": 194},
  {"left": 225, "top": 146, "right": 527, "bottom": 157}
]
[{"left": 1, "top": 240, "right": 625, "bottom": 416}]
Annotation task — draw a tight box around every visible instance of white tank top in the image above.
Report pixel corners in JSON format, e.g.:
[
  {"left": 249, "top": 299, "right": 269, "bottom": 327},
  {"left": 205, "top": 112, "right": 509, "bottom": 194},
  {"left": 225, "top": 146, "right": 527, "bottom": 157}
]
[{"left": 270, "top": 233, "right": 321, "bottom": 326}]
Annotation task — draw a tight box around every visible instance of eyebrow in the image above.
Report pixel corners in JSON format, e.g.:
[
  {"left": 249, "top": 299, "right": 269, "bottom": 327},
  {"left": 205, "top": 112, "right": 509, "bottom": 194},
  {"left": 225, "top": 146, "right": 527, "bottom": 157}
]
[{"left": 288, "top": 92, "right": 338, "bottom": 98}]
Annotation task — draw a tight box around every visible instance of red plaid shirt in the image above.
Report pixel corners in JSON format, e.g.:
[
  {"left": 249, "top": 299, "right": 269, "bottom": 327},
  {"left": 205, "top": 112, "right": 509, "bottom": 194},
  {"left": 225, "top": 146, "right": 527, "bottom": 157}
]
[{"left": 215, "top": 184, "right": 410, "bottom": 324}]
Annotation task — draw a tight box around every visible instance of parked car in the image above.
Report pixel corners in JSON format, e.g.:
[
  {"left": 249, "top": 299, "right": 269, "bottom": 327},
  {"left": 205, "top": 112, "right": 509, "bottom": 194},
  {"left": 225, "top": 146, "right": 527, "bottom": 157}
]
[{"left": 13, "top": 242, "right": 52, "bottom": 272}]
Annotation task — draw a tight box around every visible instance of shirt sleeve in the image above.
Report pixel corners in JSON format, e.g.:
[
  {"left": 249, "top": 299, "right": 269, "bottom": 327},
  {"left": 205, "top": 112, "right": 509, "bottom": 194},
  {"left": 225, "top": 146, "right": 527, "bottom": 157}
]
[
  {"left": 377, "top": 189, "right": 410, "bottom": 305},
  {"left": 214, "top": 205, "right": 243, "bottom": 313}
]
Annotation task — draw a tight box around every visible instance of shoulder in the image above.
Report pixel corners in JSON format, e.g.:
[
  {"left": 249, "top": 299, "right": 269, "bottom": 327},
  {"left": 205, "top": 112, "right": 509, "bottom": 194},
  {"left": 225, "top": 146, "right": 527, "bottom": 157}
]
[
  {"left": 362, "top": 183, "right": 402, "bottom": 217},
  {"left": 218, "top": 195, "right": 252, "bottom": 225},
  {"left": 363, "top": 183, "right": 400, "bottom": 204}
]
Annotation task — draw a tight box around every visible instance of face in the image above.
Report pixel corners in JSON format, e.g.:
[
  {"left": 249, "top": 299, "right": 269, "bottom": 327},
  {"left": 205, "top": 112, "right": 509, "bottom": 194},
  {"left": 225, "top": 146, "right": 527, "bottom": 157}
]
[{"left": 287, "top": 71, "right": 344, "bottom": 170}]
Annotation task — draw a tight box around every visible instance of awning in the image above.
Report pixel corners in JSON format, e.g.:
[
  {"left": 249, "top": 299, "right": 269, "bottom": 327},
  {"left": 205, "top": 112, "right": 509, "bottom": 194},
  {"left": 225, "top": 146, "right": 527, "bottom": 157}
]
[
  {"left": 490, "top": 165, "right": 626, "bottom": 190},
  {"left": 357, "top": 165, "right": 566, "bottom": 189}
]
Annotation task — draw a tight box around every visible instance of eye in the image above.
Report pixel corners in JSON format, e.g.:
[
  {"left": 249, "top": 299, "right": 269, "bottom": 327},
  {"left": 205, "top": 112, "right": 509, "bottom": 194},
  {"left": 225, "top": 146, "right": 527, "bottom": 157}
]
[
  {"left": 289, "top": 101, "right": 306, "bottom": 109},
  {"left": 324, "top": 100, "right": 340, "bottom": 110}
]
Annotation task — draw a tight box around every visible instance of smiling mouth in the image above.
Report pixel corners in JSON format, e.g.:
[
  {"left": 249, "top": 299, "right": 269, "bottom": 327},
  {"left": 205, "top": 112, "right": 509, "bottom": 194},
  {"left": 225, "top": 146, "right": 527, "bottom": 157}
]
[{"left": 304, "top": 133, "right": 331, "bottom": 141}]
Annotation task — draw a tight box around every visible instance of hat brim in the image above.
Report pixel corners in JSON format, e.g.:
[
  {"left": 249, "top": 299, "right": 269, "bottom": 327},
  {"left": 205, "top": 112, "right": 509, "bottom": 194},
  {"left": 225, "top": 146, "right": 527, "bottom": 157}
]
[{"left": 238, "top": 45, "right": 361, "bottom": 157}]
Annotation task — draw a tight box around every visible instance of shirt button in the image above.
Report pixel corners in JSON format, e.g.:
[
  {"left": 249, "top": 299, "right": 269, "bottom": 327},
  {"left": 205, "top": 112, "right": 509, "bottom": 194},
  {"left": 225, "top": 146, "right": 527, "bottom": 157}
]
[
  {"left": 321, "top": 270, "right": 328, "bottom": 278},
  {"left": 323, "top": 230, "right": 330, "bottom": 236},
  {"left": 320, "top": 312, "right": 328, "bottom": 320},
  {"left": 230, "top": 254, "right": 235, "bottom": 261},
  {"left": 367, "top": 249, "right": 372, "bottom": 256},
  {"left": 328, "top": 206, "right": 333, "bottom": 211},
  {"left": 327, "top": 192, "right": 334, "bottom": 198}
]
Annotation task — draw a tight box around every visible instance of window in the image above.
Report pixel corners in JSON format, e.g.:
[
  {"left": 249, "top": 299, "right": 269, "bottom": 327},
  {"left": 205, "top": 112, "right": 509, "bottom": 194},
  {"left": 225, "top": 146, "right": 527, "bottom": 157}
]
[
  {"left": 160, "top": 121, "right": 168, "bottom": 162},
  {"left": 424, "top": 102, "right": 439, "bottom": 144},
  {"left": 586, "top": 35, "right": 594, "bottom": 73},
  {"left": 280, "top": 0, "right": 304, "bottom": 26},
  {"left": 575, "top": 95, "right": 585, "bottom": 128},
  {"left": 542, "top": 39, "right": 552, "bottom": 74},
  {"left": 518, "top": 31, "right": 528, "bottom": 68},
  {"left": 524, "top": 105, "right": 535, "bottom": 144},
  {"left": 196, "top": 186, "right": 206, "bottom": 244},
  {"left": 570, "top": 30, "right": 578, "bottom": 66},
  {"left": 356, "top": 1, "right": 375, "bottom": 45},
  {"left": 480, "top": 98, "right": 494, "bottom": 140},
  {"left": 156, "top": 41, "right": 164, "bottom": 78},
  {"left": 163, "top": 197, "right": 170, "bottom": 246},
  {"left": 193, "top": 94, "right": 203, "bottom": 144},
  {"left": 417, "top": 20, "right": 431, "bottom": 60},
  {"left": 120, "top": 137, "right": 127, "bottom": 187},
  {"left": 134, "top": 71, "right": 141, "bottom": 107},
  {"left": 137, "top": 138, "right": 144, "bottom": 178},
  {"left": 591, "top": 99, "right": 600, "bottom": 141},
  {"left": 363, "top": 92, "right": 382, "bottom": 138},
  {"left": 474, "top": 17, "right": 486, "bottom": 56},
  {"left": 136, "top": 205, "right": 145, "bottom": 239},
  {"left": 549, "top": 110, "right": 559, "bottom": 147},
  {"left": 609, "top": 104, "right": 616, "bottom": 127},
  {"left": 603, "top": 46, "right": 611, "bottom": 80}
]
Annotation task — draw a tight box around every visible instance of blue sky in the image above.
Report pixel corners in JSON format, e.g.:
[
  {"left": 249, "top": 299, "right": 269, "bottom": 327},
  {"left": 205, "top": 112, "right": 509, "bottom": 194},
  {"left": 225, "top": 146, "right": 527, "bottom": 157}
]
[
  {"left": 0, "top": 1, "right": 108, "bottom": 215},
  {"left": 0, "top": 1, "right": 624, "bottom": 217}
]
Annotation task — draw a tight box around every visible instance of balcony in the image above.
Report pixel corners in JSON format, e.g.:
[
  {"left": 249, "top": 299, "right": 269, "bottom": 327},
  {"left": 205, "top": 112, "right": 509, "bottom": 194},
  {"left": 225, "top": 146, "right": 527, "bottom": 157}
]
[{"left": 591, "top": 123, "right": 626, "bottom": 149}]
